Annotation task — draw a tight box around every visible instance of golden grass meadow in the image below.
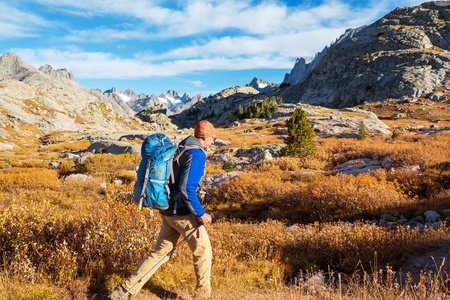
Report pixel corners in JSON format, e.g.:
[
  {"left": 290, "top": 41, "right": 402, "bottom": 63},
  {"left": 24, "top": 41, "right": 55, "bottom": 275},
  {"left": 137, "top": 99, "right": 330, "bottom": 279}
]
[{"left": 0, "top": 125, "right": 449, "bottom": 299}]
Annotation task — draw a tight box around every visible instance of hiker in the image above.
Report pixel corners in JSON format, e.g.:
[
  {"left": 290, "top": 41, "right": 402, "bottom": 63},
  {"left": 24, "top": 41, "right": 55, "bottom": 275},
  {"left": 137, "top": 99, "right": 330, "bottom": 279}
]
[{"left": 109, "top": 120, "right": 216, "bottom": 300}]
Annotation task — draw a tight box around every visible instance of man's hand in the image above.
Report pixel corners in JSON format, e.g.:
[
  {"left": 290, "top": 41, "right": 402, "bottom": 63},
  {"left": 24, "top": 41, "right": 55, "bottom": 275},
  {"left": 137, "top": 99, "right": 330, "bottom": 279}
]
[{"left": 199, "top": 213, "right": 212, "bottom": 225}]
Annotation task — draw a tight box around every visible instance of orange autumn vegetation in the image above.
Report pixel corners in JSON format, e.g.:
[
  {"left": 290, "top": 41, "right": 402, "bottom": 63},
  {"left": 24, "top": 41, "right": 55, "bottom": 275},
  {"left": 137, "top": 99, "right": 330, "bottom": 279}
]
[{"left": 0, "top": 131, "right": 448, "bottom": 299}]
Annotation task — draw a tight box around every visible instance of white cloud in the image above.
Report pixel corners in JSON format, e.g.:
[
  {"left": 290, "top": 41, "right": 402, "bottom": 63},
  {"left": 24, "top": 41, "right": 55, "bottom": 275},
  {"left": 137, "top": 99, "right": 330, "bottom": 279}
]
[
  {"left": 29, "top": 0, "right": 426, "bottom": 40},
  {"left": 0, "top": 2, "right": 56, "bottom": 38},
  {"left": 190, "top": 80, "right": 205, "bottom": 88},
  {"left": 11, "top": 47, "right": 294, "bottom": 79},
  {"left": 63, "top": 28, "right": 152, "bottom": 42},
  {"left": 6, "top": 0, "right": 434, "bottom": 81},
  {"left": 142, "top": 26, "right": 345, "bottom": 62}
]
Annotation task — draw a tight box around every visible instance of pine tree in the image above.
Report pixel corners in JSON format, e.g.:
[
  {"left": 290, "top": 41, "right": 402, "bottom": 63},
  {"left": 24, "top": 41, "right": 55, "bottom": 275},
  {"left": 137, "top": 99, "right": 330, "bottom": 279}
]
[
  {"left": 281, "top": 108, "right": 316, "bottom": 158},
  {"left": 392, "top": 129, "right": 399, "bottom": 139},
  {"left": 357, "top": 121, "right": 366, "bottom": 140},
  {"left": 224, "top": 158, "right": 236, "bottom": 172},
  {"left": 237, "top": 105, "right": 244, "bottom": 118}
]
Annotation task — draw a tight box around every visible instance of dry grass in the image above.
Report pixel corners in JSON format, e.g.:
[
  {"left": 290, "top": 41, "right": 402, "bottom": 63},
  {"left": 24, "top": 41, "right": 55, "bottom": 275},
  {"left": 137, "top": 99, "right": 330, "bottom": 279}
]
[{"left": 0, "top": 126, "right": 449, "bottom": 299}]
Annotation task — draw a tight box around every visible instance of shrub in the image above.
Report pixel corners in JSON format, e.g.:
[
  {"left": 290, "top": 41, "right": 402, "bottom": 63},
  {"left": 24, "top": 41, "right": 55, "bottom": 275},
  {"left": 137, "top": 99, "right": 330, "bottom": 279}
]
[
  {"left": 357, "top": 121, "right": 366, "bottom": 140},
  {"left": 392, "top": 129, "right": 399, "bottom": 139},
  {"left": 80, "top": 153, "right": 140, "bottom": 176},
  {"left": 223, "top": 158, "right": 237, "bottom": 172},
  {"left": 266, "top": 172, "right": 412, "bottom": 223},
  {"left": 281, "top": 108, "right": 316, "bottom": 158}
]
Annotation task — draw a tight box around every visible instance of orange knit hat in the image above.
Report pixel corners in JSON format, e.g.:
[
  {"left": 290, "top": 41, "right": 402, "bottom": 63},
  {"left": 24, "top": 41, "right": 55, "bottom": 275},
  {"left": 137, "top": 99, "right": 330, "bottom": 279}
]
[{"left": 194, "top": 120, "right": 216, "bottom": 139}]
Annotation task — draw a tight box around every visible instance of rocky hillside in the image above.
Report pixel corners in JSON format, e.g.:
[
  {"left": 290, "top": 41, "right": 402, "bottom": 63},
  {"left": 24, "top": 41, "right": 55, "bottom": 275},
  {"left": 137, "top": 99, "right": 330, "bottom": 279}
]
[
  {"left": 0, "top": 54, "right": 133, "bottom": 116},
  {"left": 279, "top": 1, "right": 450, "bottom": 107},
  {"left": 282, "top": 27, "right": 365, "bottom": 86},
  {"left": 0, "top": 53, "right": 177, "bottom": 142},
  {"left": 171, "top": 85, "right": 260, "bottom": 127}
]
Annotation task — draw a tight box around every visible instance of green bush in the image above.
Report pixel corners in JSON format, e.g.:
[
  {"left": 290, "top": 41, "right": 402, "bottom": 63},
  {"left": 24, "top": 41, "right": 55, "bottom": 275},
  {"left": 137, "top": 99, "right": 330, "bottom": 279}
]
[
  {"left": 357, "top": 121, "right": 366, "bottom": 140},
  {"left": 280, "top": 108, "right": 316, "bottom": 158}
]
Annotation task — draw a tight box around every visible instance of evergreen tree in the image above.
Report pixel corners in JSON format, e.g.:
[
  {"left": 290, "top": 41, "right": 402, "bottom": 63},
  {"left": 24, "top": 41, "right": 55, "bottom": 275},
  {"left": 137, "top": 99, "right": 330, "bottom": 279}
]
[
  {"left": 237, "top": 105, "right": 244, "bottom": 118},
  {"left": 224, "top": 158, "right": 236, "bottom": 172},
  {"left": 238, "top": 97, "right": 281, "bottom": 119},
  {"left": 392, "top": 129, "right": 399, "bottom": 139},
  {"left": 357, "top": 121, "right": 366, "bottom": 140},
  {"left": 281, "top": 108, "right": 316, "bottom": 158}
]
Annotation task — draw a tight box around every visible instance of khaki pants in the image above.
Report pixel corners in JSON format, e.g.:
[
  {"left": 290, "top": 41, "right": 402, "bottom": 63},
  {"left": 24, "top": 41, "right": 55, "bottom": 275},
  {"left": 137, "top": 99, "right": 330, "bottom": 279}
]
[{"left": 109, "top": 214, "right": 212, "bottom": 299}]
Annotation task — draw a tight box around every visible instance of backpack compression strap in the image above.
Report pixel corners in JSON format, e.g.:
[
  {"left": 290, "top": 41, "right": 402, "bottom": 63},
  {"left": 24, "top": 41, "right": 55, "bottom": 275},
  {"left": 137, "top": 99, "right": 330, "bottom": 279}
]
[{"left": 139, "top": 159, "right": 151, "bottom": 211}]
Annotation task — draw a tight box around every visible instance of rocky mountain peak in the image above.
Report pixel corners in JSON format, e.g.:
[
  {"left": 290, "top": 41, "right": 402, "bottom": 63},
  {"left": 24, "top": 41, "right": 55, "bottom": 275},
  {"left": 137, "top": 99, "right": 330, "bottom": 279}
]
[
  {"left": 279, "top": 1, "right": 450, "bottom": 107},
  {"left": 105, "top": 87, "right": 120, "bottom": 94},
  {"left": 164, "top": 89, "right": 180, "bottom": 98},
  {"left": 181, "top": 93, "right": 190, "bottom": 103},
  {"left": 0, "top": 53, "right": 39, "bottom": 80},
  {"left": 247, "top": 77, "right": 279, "bottom": 93},
  {"left": 282, "top": 27, "right": 365, "bottom": 86},
  {"left": 38, "top": 64, "right": 75, "bottom": 81}
]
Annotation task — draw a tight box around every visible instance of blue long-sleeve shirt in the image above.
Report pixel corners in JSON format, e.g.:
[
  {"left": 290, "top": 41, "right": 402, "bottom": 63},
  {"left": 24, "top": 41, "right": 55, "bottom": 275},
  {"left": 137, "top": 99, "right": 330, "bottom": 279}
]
[
  {"left": 163, "top": 135, "right": 207, "bottom": 217},
  {"left": 184, "top": 149, "right": 206, "bottom": 217}
]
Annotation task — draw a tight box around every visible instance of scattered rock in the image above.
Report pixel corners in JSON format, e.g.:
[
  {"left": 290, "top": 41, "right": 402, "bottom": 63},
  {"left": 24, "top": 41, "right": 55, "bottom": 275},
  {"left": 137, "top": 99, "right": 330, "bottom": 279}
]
[
  {"left": 237, "top": 144, "right": 284, "bottom": 159},
  {"left": 214, "top": 139, "right": 232, "bottom": 147},
  {"left": 85, "top": 140, "right": 141, "bottom": 155},
  {"left": 75, "top": 152, "right": 94, "bottom": 165},
  {"left": 62, "top": 153, "right": 79, "bottom": 159},
  {"left": 394, "top": 113, "right": 406, "bottom": 118},
  {"left": 334, "top": 158, "right": 382, "bottom": 176},
  {"left": 382, "top": 157, "right": 392, "bottom": 168},
  {"left": 381, "top": 214, "right": 397, "bottom": 222},
  {"left": 410, "top": 216, "right": 425, "bottom": 224},
  {"left": 424, "top": 210, "right": 440, "bottom": 223},
  {"left": 49, "top": 161, "right": 61, "bottom": 169},
  {"left": 277, "top": 128, "right": 288, "bottom": 135},
  {"left": 64, "top": 174, "right": 92, "bottom": 181}
]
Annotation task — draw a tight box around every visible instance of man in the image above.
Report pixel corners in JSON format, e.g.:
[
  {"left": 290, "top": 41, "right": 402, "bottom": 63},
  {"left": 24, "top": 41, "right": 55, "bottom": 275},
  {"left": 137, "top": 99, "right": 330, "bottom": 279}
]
[{"left": 109, "top": 120, "right": 215, "bottom": 300}]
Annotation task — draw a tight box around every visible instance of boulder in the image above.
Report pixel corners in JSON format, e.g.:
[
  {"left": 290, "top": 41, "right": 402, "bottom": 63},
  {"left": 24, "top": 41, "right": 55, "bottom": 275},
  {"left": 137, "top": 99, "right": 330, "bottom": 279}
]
[
  {"left": 236, "top": 144, "right": 284, "bottom": 158},
  {"left": 410, "top": 216, "right": 425, "bottom": 224},
  {"left": 203, "top": 171, "right": 241, "bottom": 190},
  {"left": 334, "top": 158, "right": 382, "bottom": 176},
  {"left": 424, "top": 210, "right": 440, "bottom": 223},
  {"left": 382, "top": 157, "right": 392, "bottom": 168},
  {"left": 62, "top": 153, "right": 79, "bottom": 159},
  {"left": 49, "top": 161, "right": 61, "bottom": 169},
  {"left": 64, "top": 174, "right": 92, "bottom": 181},
  {"left": 381, "top": 214, "right": 397, "bottom": 222},
  {"left": 75, "top": 152, "right": 94, "bottom": 165},
  {"left": 85, "top": 140, "right": 141, "bottom": 155}
]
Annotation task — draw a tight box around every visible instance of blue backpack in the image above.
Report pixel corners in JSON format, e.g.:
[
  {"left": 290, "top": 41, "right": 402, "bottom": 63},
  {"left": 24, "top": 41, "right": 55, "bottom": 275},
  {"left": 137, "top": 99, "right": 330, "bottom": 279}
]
[{"left": 133, "top": 133, "right": 177, "bottom": 213}]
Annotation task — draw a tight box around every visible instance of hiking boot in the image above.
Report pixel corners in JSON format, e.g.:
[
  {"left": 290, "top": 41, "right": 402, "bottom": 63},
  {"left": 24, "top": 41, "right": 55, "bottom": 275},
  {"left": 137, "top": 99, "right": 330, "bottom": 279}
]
[{"left": 108, "top": 284, "right": 131, "bottom": 300}]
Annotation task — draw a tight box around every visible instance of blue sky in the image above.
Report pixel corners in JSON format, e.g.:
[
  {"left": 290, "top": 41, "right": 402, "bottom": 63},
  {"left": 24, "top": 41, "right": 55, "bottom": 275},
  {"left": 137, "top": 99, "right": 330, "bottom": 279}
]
[{"left": 1, "top": 0, "right": 425, "bottom": 97}]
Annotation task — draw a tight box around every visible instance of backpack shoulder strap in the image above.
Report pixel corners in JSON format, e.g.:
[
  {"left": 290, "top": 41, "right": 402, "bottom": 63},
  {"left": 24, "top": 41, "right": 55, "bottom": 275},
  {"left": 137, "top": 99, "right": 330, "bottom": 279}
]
[{"left": 170, "top": 145, "right": 204, "bottom": 184}]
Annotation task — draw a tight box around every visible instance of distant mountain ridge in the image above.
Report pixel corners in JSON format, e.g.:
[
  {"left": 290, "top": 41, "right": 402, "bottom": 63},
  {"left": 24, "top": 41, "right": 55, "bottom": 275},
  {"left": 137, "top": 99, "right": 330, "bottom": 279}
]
[{"left": 104, "top": 87, "right": 203, "bottom": 115}]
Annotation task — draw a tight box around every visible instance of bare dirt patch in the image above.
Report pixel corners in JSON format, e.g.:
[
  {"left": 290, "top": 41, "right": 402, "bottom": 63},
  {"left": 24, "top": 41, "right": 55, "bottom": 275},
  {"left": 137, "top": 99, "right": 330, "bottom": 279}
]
[{"left": 399, "top": 242, "right": 450, "bottom": 282}]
